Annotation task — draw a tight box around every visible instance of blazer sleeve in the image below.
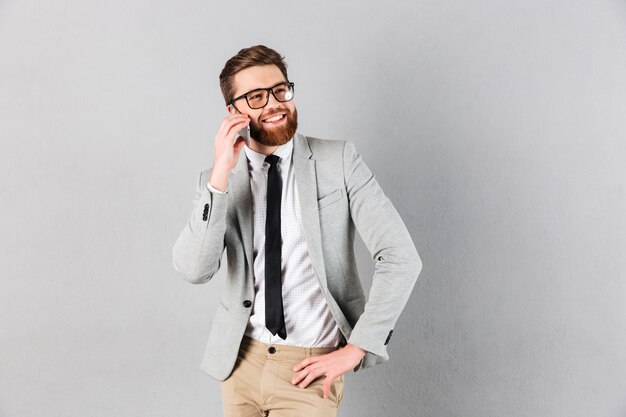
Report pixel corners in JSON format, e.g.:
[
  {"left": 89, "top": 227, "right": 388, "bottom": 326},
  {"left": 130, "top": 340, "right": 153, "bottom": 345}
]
[
  {"left": 342, "top": 140, "right": 423, "bottom": 365},
  {"left": 172, "top": 169, "right": 229, "bottom": 284}
]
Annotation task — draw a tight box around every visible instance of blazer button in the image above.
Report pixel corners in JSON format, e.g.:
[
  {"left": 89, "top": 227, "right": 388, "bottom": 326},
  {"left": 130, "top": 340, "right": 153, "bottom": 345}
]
[
  {"left": 268, "top": 347, "right": 276, "bottom": 354},
  {"left": 243, "top": 300, "right": 252, "bottom": 308}
]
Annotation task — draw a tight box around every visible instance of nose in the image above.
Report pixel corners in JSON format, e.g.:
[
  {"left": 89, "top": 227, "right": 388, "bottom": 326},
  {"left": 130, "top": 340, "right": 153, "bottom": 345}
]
[{"left": 265, "top": 91, "right": 281, "bottom": 109}]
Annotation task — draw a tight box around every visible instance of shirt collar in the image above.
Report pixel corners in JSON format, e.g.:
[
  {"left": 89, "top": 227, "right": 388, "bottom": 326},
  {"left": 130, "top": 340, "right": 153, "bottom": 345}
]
[{"left": 243, "top": 137, "right": 294, "bottom": 170}]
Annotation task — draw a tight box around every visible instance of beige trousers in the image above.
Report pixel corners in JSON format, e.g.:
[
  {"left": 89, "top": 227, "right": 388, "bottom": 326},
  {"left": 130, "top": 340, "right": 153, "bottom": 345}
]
[{"left": 220, "top": 335, "right": 345, "bottom": 417}]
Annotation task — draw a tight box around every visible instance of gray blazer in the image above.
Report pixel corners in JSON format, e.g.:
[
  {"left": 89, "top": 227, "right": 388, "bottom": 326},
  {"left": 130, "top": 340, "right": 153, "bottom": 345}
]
[{"left": 172, "top": 133, "right": 422, "bottom": 381}]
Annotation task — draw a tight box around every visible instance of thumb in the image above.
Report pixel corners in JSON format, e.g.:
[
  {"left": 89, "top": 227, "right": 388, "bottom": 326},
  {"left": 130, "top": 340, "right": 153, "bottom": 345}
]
[
  {"left": 322, "top": 376, "right": 332, "bottom": 399},
  {"left": 234, "top": 136, "right": 246, "bottom": 153}
]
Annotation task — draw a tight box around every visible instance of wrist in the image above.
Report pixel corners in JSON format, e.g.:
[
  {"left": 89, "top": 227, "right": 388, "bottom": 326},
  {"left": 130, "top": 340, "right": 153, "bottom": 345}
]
[
  {"left": 345, "top": 343, "right": 367, "bottom": 359},
  {"left": 208, "top": 169, "right": 229, "bottom": 192},
  {"left": 210, "top": 167, "right": 230, "bottom": 180}
]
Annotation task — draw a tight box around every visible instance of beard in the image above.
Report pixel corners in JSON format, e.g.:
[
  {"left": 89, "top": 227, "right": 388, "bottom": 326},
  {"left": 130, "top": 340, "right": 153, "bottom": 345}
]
[{"left": 249, "top": 107, "right": 298, "bottom": 147}]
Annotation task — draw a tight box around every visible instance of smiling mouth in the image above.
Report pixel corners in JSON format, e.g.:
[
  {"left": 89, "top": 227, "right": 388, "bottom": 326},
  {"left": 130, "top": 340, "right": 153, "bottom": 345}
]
[{"left": 261, "top": 114, "right": 286, "bottom": 124}]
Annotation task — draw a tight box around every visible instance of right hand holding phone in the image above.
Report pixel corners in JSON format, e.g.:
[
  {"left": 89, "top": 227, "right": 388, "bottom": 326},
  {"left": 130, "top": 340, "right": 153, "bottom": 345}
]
[{"left": 208, "top": 108, "right": 249, "bottom": 192}]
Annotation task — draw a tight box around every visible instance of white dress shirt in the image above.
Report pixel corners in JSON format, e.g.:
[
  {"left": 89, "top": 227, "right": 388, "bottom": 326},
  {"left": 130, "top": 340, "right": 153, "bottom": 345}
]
[{"left": 207, "top": 139, "right": 343, "bottom": 348}]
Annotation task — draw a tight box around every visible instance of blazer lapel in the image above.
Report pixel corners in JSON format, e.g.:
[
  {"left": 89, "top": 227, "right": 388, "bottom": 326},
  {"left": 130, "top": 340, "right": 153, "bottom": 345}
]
[
  {"left": 230, "top": 149, "right": 255, "bottom": 276},
  {"left": 230, "top": 136, "right": 328, "bottom": 293},
  {"left": 293, "top": 134, "right": 329, "bottom": 292}
]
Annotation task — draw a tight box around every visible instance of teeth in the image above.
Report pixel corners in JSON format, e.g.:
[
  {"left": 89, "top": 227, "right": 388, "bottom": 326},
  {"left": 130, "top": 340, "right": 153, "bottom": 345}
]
[{"left": 263, "top": 114, "right": 283, "bottom": 123}]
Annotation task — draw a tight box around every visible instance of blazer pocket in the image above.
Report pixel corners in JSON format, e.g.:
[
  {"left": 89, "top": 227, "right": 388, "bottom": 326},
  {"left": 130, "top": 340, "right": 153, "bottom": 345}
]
[{"left": 317, "top": 188, "right": 343, "bottom": 209}]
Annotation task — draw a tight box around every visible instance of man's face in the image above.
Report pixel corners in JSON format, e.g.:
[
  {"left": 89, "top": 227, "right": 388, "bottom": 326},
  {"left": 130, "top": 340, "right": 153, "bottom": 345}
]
[{"left": 230, "top": 65, "right": 298, "bottom": 147}]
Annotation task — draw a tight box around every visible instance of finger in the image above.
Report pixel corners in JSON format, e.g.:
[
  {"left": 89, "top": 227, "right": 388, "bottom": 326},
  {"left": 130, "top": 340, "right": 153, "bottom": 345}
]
[
  {"left": 225, "top": 114, "right": 250, "bottom": 128},
  {"left": 234, "top": 136, "right": 246, "bottom": 151},
  {"left": 232, "top": 137, "right": 246, "bottom": 155},
  {"left": 298, "top": 370, "right": 322, "bottom": 389},
  {"left": 217, "top": 115, "right": 248, "bottom": 137},
  {"left": 222, "top": 120, "right": 250, "bottom": 142},
  {"left": 293, "top": 355, "right": 322, "bottom": 372},
  {"left": 292, "top": 364, "right": 318, "bottom": 385},
  {"left": 226, "top": 113, "right": 248, "bottom": 123},
  {"left": 293, "top": 357, "right": 311, "bottom": 372},
  {"left": 218, "top": 113, "right": 245, "bottom": 129},
  {"left": 291, "top": 369, "right": 308, "bottom": 385},
  {"left": 220, "top": 115, "right": 248, "bottom": 133},
  {"left": 322, "top": 376, "right": 333, "bottom": 399}
]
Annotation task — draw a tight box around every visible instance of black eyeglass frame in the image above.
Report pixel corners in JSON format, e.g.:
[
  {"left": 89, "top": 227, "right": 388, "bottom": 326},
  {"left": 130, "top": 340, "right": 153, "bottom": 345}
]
[{"left": 230, "top": 81, "right": 295, "bottom": 110}]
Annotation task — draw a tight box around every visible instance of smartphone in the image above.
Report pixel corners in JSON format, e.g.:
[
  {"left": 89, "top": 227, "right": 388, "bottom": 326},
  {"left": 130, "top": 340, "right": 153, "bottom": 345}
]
[{"left": 237, "top": 124, "right": 251, "bottom": 147}]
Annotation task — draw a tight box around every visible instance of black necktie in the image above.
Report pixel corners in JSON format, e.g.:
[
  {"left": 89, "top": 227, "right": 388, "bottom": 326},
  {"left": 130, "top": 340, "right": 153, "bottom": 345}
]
[{"left": 264, "top": 154, "right": 286, "bottom": 340}]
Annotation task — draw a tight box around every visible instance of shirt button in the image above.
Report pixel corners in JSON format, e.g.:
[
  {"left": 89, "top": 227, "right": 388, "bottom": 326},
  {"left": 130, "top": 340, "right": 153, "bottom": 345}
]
[
  {"left": 268, "top": 347, "right": 276, "bottom": 354},
  {"left": 243, "top": 300, "right": 252, "bottom": 308}
]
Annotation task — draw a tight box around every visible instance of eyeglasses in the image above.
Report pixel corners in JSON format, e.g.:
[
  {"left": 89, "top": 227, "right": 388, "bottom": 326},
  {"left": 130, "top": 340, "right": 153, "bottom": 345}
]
[{"left": 230, "top": 82, "right": 295, "bottom": 110}]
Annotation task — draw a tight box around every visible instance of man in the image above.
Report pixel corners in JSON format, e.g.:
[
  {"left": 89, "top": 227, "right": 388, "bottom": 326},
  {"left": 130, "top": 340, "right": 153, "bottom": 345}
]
[{"left": 172, "top": 45, "right": 422, "bottom": 416}]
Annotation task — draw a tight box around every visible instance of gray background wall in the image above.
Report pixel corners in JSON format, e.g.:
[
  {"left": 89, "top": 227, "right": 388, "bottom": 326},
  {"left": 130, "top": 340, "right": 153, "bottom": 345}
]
[{"left": 1, "top": 1, "right": 625, "bottom": 416}]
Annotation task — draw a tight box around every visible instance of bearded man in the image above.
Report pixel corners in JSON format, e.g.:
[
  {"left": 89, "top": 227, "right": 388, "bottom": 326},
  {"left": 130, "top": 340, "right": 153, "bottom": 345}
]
[{"left": 172, "top": 45, "right": 422, "bottom": 417}]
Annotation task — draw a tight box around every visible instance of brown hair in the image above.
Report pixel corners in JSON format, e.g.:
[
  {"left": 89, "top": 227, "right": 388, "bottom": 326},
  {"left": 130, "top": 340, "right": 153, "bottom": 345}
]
[{"left": 219, "top": 45, "right": 289, "bottom": 106}]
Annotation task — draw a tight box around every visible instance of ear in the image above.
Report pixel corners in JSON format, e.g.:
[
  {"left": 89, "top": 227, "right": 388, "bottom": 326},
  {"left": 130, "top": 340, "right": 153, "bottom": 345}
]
[{"left": 227, "top": 104, "right": 239, "bottom": 114}]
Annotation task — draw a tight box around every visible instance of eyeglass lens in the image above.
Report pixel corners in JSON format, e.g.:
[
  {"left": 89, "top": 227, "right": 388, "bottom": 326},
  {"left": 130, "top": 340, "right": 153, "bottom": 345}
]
[{"left": 246, "top": 83, "right": 294, "bottom": 109}]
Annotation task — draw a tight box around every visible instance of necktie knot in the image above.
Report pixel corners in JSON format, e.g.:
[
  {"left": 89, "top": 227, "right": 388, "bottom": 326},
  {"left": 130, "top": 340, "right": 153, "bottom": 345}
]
[{"left": 265, "top": 154, "right": 280, "bottom": 167}]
